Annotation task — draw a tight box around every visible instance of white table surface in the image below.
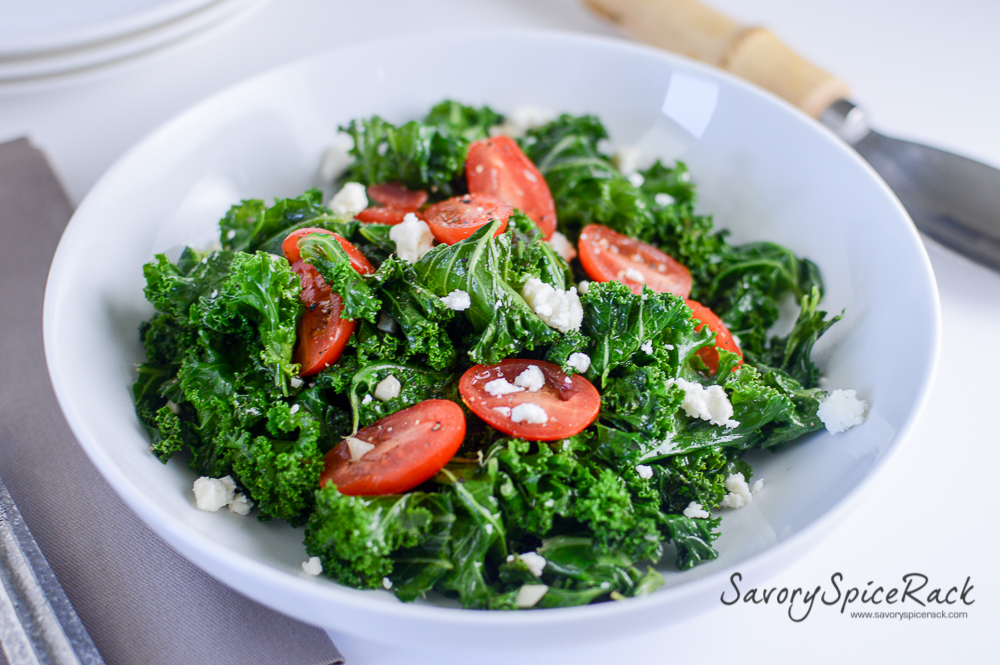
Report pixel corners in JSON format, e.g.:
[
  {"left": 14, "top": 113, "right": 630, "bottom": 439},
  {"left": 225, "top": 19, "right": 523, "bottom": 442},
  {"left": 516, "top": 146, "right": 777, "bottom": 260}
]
[{"left": 3, "top": 1, "right": 996, "bottom": 663}]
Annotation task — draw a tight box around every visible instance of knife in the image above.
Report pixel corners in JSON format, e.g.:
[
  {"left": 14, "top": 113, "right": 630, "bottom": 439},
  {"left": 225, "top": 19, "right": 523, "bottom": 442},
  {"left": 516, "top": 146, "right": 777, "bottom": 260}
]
[{"left": 585, "top": 0, "right": 1000, "bottom": 274}]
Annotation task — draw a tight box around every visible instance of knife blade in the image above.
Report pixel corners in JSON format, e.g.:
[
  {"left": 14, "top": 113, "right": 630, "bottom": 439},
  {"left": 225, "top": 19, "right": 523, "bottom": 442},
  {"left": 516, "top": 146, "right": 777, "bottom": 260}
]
[{"left": 585, "top": 0, "right": 1000, "bottom": 274}]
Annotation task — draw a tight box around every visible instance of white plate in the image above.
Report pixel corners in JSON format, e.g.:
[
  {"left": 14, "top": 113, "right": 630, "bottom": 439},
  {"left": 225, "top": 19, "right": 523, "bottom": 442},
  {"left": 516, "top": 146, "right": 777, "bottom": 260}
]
[{"left": 44, "top": 31, "right": 940, "bottom": 651}]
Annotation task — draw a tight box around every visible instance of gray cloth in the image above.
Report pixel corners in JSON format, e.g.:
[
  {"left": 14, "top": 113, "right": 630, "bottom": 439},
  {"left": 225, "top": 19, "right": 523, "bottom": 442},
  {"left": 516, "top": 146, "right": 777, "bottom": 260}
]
[{"left": 0, "top": 138, "right": 343, "bottom": 665}]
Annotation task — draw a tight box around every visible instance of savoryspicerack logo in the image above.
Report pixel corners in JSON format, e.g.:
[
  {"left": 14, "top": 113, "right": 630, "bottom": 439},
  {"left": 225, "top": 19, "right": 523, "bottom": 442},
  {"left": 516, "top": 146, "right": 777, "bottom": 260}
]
[{"left": 720, "top": 572, "right": 974, "bottom": 622}]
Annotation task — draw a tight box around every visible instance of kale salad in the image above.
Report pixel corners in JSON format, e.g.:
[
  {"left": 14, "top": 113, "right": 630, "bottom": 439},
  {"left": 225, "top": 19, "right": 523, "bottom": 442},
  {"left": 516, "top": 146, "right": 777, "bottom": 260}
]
[{"left": 133, "top": 100, "right": 863, "bottom": 610}]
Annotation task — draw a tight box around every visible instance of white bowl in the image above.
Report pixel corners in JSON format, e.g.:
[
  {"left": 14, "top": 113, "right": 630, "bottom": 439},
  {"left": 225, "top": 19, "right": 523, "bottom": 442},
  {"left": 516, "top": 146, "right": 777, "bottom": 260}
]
[{"left": 44, "top": 31, "right": 939, "bottom": 651}]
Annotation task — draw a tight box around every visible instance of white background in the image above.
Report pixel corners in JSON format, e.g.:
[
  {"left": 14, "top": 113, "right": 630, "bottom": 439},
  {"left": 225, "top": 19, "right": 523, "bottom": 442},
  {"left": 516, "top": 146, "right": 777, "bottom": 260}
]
[{"left": 3, "top": 1, "right": 997, "bottom": 663}]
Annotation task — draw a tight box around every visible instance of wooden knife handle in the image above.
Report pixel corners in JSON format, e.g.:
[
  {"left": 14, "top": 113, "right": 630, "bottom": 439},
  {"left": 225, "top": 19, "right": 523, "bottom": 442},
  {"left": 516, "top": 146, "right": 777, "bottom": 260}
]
[{"left": 585, "top": 0, "right": 849, "bottom": 118}]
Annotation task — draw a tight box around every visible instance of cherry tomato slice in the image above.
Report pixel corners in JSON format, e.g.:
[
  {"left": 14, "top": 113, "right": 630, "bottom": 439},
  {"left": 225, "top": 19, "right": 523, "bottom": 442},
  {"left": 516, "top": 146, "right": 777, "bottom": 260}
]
[
  {"left": 459, "top": 360, "right": 600, "bottom": 441},
  {"left": 320, "top": 399, "right": 466, "bottom": 495},
  {"left": 281, "top": 227, "right": 375, "bottom": 274},
  {"left": 422, "top": 193, "right": 511, "bottom": 245},
  {"left": 466, "top": 135, "right": 557, "bottom": 239},
  {"left": 685, "top": 299, "right": 743, "bottom": 374},
  {"left": 577, "top": 224, "right": 692, "bottom": 297},
  {"left": 356, "top": 182, "right": 428, "bottom": 225}
]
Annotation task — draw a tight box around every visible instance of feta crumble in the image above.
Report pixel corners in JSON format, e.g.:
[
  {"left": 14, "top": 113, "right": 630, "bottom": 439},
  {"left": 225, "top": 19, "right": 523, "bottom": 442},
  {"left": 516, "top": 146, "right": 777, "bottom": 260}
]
[
  {"left": 344, "top": 436, "right": 376, "bottom": 462},
  {"left": 361, "top": 394, "right": 373, "bottom": 405},
  {"left": 440, "top": 289, "right": 472, "bottom": 311},
  {"left": 376, "top": 312, "right": 398, "bottom": 333},
  {"left": 228, "top": 493, "right": 252, "bottom": 516},
  {"left": 751, "top": 478, "right": 764, "bottom": 494},
  {"left": 817, "top": 389, "right": 869, "bottom": 434},
  {"left": 389, "top": 213, "right": 435, "bottom": 263},
  {"left": 719, "top": 473, "right": 753, "bottom": 509},
  {"left": 520, "top": 278, "right": 583, "bottom": 332},
  {"left": 289, "top": 376, "right": 303, "bottom": 389},
  {"left": 667, "top": 377, "right": 739, "bottom": 428},
  {"left": 547, "top": 231, "right": 577, "bottom": 262},
  {"left": 301, "top": 556, "right": 323, "bottom": 576},
  {"left": 511, "top": 403, "right": 548, "bottom": 424},
  {"left": 514, "top": 365, "right": 545, "bottom": 392},
  {"left": 319, "top": 132, "right": 355, "bottom": 182},
  {"left": 374, "top": 375, "right": 401, "bottom": 401},
  {"left": 654, "top": 192, "right": 675, "bottom": 207},
  {"left": 484, "top": 377, "right": 523, "bottom": 397},
  {"left": 515, "top": 584, "right": 549, "bottom": 608},
  {"left": 577, "top": 280, "right": 590, "bottom": 295},
  {"left": 566, "top": 352, "right": 591, "bottom": 373},
  {"left": 635, "top": 464, "right": 653, "bottom": 479},
  {"left": 627, "top": 172, "right": 645, "bottom": 188},
  {"left": 683, "top": 501, "right": 711, "bottom": 519},
  {"left": 612, "top": 145, "right": 642, "bottom": 175},
  {"left": 518, "top": 551, "right": 547, "bottom": 577},
  {"left": 623, "top": 267, "right": 645, "bottom": 283},
  {"left": 382, "top": 577, "right": 393, "bottom": 590},
  {"left": 640, "top": 340, "right": 654, "bottom": 355},
  {"left": 493, "top": 406, "right": 512, "bottom": 417},
  {"left": 193, "top": 476, "right": 234, "bottom": 512},
  {"left": 328, "top": 182, "right": 368, "bottom": 216}
]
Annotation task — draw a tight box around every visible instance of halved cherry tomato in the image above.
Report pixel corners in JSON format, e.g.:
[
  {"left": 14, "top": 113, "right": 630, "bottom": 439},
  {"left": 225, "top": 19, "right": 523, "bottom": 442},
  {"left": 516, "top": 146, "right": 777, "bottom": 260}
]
[
  {"left": 320, "top": 399, "right": 466, "bottom": 495},
  {"left": 422, "top": 193, "right": 511, "bottom": 245},
  {"left": 459, "top": 360, "right": 600, "bottom": 441},
  {"left": 355, "top": 182, "right": 428, "bottom": 225},
  {"left": 685, "top": 299, "right": 743, "bottom": 374},
  {"left": 466, "top": 135, "right": 557, "bottom": 239},
  {"left": 577, "top": 224, "right": 692, "bottom": 297},
  {"left": 282, "top": 229, "right": 374, "bottom": 376}
]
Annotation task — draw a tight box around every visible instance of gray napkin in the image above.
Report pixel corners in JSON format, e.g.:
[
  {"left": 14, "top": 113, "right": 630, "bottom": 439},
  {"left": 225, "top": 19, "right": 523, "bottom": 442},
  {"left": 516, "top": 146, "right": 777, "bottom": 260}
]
[{"left": 0, "top": 138, "right": 343, "bottom": 665}]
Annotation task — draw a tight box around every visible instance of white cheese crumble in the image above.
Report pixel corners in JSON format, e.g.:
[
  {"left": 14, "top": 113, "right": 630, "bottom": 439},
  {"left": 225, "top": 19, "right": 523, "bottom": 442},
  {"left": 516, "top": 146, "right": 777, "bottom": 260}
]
[
  {"left": 490, "top": 105, "right": 556, "bottom": 138},
  {"left": 301, "top": 556, "right": 323, "bottom": 576},
  {"left": 751, "top": 478, "right": 764, "bottom": 494},
  {"left": 344, "top": 436, "right": 376, "bottom": 462},
  {"left": 577, "top": 280, "right": 590, "bottom": 295},
  {"left": 289, "top": 404, "right": 300, "bottom": 415},
  {"left": 640, "top": 340, "right": 653, "bottom": 355},
  {"left": 374, "top": 375, "right": 401, "bottom": 401},
  {"left": 683, "top": 501, "right": 711, "bottom": 519},
  {"left": 612, "top": 145, "right": 642, "bottom": 175},
  {"left": 511, "top": 403, "right": 548, "bottom": 424},
  {"left": 719, "top": 473, "right": 753, "bottom": 509},
  {"left": 165, "top": 399, "right": 180, "bottom": 415},
  {"left": 623, "top": 267, "right": 645, "bottom": 283},
  {"left": 484, "top": 377, "right": 523, "bottom": 397},
  {"left": 389, "top": 213, "right": 435, "bottom": 263},
  {"left": 515, "top": 584, "right": 549, "bottom": 608},
  {"left": 566, "top": 352, "right": 591, "bottom": 373},
  {"left": 319, "top": 132, "right": 355, "bottom": 182},
  {"left": 519, "top": 551, "right": 547, "bottom": 577},
  {"left": 635, "top": 464, "right": 653, "bottom": 479},
  {"left": 361, "top": 394, "right": 373, "bottom": 405},
  {"left": 514, "top": 365, "right": 545, "bottom": 392},
  {"left": 627, "top": 172, "right": 645, "bottom": 188},
  {"left": 547, "top": 231, "right": 577, "bottom": 262},
  {"left": 440, "top": 289, "right": 472, "bottom": 311},
  {"left": 328, "top": 181, "right": 368, "bottom": 216},
  {"left": 382, "top": 577, "right": 393, "bottom": 590},
  {"left": 521, "top": 278, "right": 583, "bottom": 332},
  {"left": 193, "top": 476, "right": 234, "bottom": 512},
  {"left": 817, "top": 389, "right": 869, "bottom": 434},
  {"left": 667, "top": 377, "right": 739, "bottom": 428},
  {"left": 654, "top": 192, "right": 675, "bottom": 207},
  {"left": 228, "top": 493, "right": 252, "bottom": 516},
  {"left": 376, "top": 312, "right": 398, "bottom": 333},
  {"left": 289, "top": 376, "right": 303, "bottom": 389},
  {"left": 493, "top": 406, "right": 512, "bottom": 417}
]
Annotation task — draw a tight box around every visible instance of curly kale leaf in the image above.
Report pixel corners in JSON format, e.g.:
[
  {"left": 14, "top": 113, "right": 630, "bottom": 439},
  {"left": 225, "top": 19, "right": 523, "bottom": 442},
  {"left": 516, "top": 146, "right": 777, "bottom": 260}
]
[{"left": 298, "top": 232, "right": 381, "bottom": 322}]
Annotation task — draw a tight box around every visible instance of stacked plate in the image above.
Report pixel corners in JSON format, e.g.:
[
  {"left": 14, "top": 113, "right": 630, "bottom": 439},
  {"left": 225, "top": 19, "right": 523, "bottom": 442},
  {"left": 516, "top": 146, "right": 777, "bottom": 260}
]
[{"left": 0, "top": 0, "right": 256, "bottom": 84}]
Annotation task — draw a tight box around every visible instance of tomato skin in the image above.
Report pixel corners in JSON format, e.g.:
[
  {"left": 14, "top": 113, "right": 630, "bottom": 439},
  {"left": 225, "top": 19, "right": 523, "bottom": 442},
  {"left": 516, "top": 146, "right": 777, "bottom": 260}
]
[
  {"left": 577, "top": 224, "right": 692, "bottom": 297},
  {"left": 459, "top": 360, "right": 600, "bottom": 441},
  {"left": 356, "top": 182, "right": 428, "bottom": 225},
  {"left": 281, "top": 227, "right": 375, "bottom": 275},
  {"left": 422, "top": 193, "right": 511, "bottom": 245},
  {"left": 685, "top": 299, "right": 743, "bottom": 374},
  {"left": 466, "top": 135, "right": 557, "bottom": 239},
  {"left": 320, "top": 400, "right": 466, "bottom": 495}
]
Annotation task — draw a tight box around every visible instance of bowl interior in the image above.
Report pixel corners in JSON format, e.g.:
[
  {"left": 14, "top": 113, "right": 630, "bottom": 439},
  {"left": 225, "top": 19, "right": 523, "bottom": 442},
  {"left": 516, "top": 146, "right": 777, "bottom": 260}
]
[{"left": 43, "top": 31, "right": 939, "bottom": 649}]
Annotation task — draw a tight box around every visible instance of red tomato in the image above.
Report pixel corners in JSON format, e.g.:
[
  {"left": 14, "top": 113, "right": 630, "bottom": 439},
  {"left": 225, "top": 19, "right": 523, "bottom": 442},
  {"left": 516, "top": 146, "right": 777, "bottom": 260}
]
[
  {"left": 421, "top": 193, "right": 511, "bottom": 245},
  {"left": 577, "top": 224, "right": 692, "bottom": 297},
  {"left": 320, "top": 400, "right": 466, "bottom": 495},
  {"left": 466, "top": 135, "right": 557, "bottom": 239},
  {"left": 355, "top": 182, "right": 428, "bottom": 225},
  {"left": 459, "top": 360, "right": 600, "bottom": 441},
  {"left": 282, "top": 229, "right": 374, "bottom": 376},
  {"left": 685, "top": 299, "right": 743, "bottom": 374}
]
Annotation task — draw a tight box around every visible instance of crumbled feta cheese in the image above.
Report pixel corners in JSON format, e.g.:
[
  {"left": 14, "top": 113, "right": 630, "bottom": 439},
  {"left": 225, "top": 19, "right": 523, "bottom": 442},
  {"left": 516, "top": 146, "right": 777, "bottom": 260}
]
[
  {"left": 377, "top": 312, "right": 398, "bottom": 333},
  {"left": 361, "top": 394, "right": 373, "bottom": 405},
  {"left": 667, "top": 377, "right": 739, "bottom": 428},
  {"left": 640, "top": 340, "right": 653, "bottom": 355},
  {"left": 577, "top": 280, "right": 590, "bottom": 295},
  {"left": 440, "top": 289, "right": 472, "bottom": 311},
  {"left": 226, "top": 229, "right": 237, "bottom": 240},
  {"left": 511, "top": 403, "right": 548, "bottom": 424},
  {"left": 751, "top": 478, "right": 764, "bottom": 494},
  {"left": 547, "top": 231, "right": 577, "bottom": 262},
  {"left": 344, "top": 436, "right": 376, "bottom": 462},
  {"left": 228, "top": 493, "right": 252, "bottom": 516},
  {"left": 301, "top": 556, "right": 323, "bottom": 576},
  {"left": 518, "top": 551, "right": 547, "bottom": 577},
  {"left": 289, "top": 376, "right": 303, "bottom": 389},
  {"left": 683, "top": 501, "right": 711, "bottom": 519},
  {"left": 289, "top": 404, "right": 300, "bottom": 415},
  {"left": 485, "top": 523, "right": 494, "bottom": 535},
  {"left": 389, "top": 213, "right": 435, "bottom": 263},
  {"left": 654, "top": 192, "right": 675, "bottom": 206},
  {"left": 817, "top": 389, "right": 869, "bottom": 434},
  {"left": 612, "top": 145, "right": 642, "bottom": 175},
  {"left": 635, "top": 464, "right": 654, "bottom": 479},
  {"left": 719, "top": 473, "right": 753, "bottom": 509},
  {"left": 627, "top": 172, "right": 645, "bottom": 188},
  {"left": 493, "top": 406, "right": 512, "bottom": 417},
  {"left": 514, "top": 365, "right": 545, "bottom": 392},
  {"left": 193, "top": 476, "right": 235, "bottom": 512},
  {"left": 484, "top": 377, "right": 523, "bottom": 397},
  {"left": 623, "top": 267, "right": 645, "bottom": 283},
  {"left": 566, "top": 352, "right": 591, "bottom": 373},
  {"left": 664, "top": 343, "right": 675, "bottom": 351},
  {"left": 374, "top": 375, "right": 401, "bottom": 401},
  {"left": 521, "top": 278, "right": 583, "bottom": 332},
  {"left": 543, "top": 498, "right": 555, "bottom": 508},
  {"left": 515, "top": 584, "right": 549, "bottom": 608},
  {"left": 165, "top": 399, "right": 180, "bottom": 415},
  {"left": 319, "top": 132, "right": 355, "bottom": 182},
  {"left": 382, "top": 577, "right": 393, "bottom": 590},
  {"left": 490, "top": 105, "right": 555, "bottom": 138},
  {"left": 328, "top": 182, "right": 368, "bottom": 216}
]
